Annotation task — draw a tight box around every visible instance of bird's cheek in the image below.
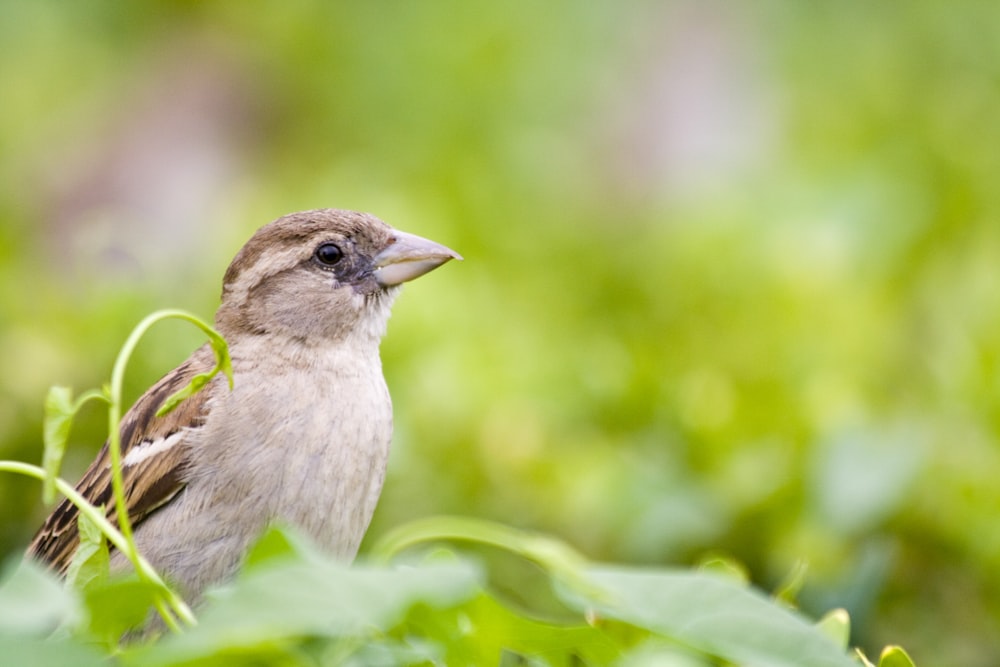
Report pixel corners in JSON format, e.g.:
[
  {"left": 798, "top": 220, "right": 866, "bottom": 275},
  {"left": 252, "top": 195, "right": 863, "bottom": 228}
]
[{"left": 349, "top": 274, "right": 383, "bottom": 297}]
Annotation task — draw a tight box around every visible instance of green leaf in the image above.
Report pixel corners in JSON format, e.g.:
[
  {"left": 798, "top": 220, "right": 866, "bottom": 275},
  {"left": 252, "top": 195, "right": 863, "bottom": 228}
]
[
  {"left": 696, "top": 555, "right": 749, "bottom": 584},
  {"left": 82, "top": 576, "right": 162, "bottom": 648},
  {"left": 155, "top": 370, "right": 215, "bottom": 417},
  {"left": 41, "top": 387, "right": 109, "bottom": 503},
  {"left": 0, "top": 637, "right": 106, "bottom": 667},
  {"left": 65, "top": 510, "right": 110, "bottom": 594},
  {"left": 41, "top": 386, "right": 74, "bottom": 504},
  {"left": 155, "top": 326, "right": 232, "bottom": 417},
  {"left": 773, "top": 559, "right": 809, "bottom": 607},
  {"left": 558, "top": 566, "right": 856, "bottom": 667},
  {"left": 347, "top": 637, "right": 445, "bottom": 666},
  {"left": 122, "top": 528, "right": 482, "bottom": 666},
  {"left": 815, "top": 608, "right": 850, "bottom": 650},
  {"left": 240, "top": 523, "right": 314, "bottom": 570},
  {"left": 371, "top": 515, "right": 599, "bottom": 599},
  {"left": 878, "top": 645, "right": 916, "bottom": 667},
  {"left": 0, "top": 557, "right": 80, "bottom": 636},
  {"left": 617, "top": 640, "right": 713, "bottom": 667},
  {"left": 406, "top": 591, "right": 621, "bottom": 666},
  {"left": 206, "top": 328, "right": 234, "bottom": 390}
]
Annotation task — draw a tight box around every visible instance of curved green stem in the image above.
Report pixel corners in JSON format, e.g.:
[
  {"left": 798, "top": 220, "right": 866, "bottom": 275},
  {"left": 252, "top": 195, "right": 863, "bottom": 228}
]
[
  {"left": 369, "top": 515, "right": 605, "bottom": 600},
  {"left": 101, "top": 308, "right": 230, "bottom": 630},
  {"left": 0, "top": 461, "right": 195, "bottom": 629},
  {"left": 106, "top": 309, "right": 231, "bottom": 570}
]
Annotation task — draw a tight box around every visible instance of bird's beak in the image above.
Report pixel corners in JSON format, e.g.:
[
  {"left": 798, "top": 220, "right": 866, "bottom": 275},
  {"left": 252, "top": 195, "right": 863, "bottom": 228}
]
[{"left": 373, "top": 230, "right": 463, "bottom": 287}]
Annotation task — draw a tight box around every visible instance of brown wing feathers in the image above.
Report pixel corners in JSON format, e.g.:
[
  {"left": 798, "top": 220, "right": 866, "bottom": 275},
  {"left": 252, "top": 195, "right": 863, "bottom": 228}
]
[{"left": 28, "top": 345, "right": 217, "bottom": 573}]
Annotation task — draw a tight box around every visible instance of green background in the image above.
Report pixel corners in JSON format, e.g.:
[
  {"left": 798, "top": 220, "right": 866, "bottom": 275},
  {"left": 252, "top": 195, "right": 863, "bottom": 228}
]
[{"left": 1, "top": 2, "right": 998, "bottom": 664}]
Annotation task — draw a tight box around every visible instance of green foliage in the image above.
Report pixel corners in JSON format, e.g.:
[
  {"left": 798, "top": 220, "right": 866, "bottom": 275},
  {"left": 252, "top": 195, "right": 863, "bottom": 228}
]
[
  {"left": 3, "top": 310, "right": 230, "bottom": 634},
  {"left": 875, "top": 646, "right": 916, "bottom": 667},
  {"left": 0, "top": 312, "right": 916, "bottom": 664},
  {"left": 41, "top": 387, "right": 108, "bottom": 504},
  {"left": 153, "top": 311, "right": 233, "bottom": 417},
  {"left": 0, "top": 558, "right": 80, "bottom": 636},
  {"left": 816, "top": 609, "right": 851, "bottom": 651},
  {"left": 64, "top": 510, "right": 110, "bottom": 594},
  {"left": 0, "top": 522, "right": 898, "bottom": 666},
  {"left": 2, "top": 2, "right": 999, "bottom": 664}
]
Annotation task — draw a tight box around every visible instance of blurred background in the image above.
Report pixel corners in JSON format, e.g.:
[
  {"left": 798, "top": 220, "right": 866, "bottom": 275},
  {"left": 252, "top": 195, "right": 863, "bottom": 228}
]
[{"left": 1, "top": 1, "right": 998, "bottom": 663}]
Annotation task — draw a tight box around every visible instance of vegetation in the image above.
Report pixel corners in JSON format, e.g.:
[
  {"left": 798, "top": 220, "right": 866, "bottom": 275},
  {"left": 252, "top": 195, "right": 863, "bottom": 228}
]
[{"left": 1, "top": 2, "right": 998, "bottom": 664}]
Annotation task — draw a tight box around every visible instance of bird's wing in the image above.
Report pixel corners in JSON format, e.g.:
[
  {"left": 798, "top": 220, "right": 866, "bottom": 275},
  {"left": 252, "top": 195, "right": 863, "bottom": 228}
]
[{"left": 28, "top": 344, "right": 220, "bottom": 574}]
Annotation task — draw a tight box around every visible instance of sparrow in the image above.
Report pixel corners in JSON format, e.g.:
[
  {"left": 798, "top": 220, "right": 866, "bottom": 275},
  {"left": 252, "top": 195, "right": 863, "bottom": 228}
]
[{"left": 27, "top": 208, "right": 460, "bottom": 602}]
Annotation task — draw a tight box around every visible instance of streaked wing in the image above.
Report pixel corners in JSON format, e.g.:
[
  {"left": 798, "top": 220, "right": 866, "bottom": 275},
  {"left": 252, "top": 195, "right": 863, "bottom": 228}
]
[{"left": 28, "top": 344, "right": 218, "bottom": 573}]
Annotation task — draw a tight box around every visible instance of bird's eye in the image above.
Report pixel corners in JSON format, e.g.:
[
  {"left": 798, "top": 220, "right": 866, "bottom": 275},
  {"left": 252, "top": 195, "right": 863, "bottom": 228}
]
[{"left": 314, "top": 242, "right": 343, "bottom": 266}]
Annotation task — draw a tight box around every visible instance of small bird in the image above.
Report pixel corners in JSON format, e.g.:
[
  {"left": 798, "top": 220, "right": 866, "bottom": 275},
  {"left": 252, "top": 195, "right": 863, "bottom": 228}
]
[{"left": 28, "top": 208, "right": 460, "bottom": 602}]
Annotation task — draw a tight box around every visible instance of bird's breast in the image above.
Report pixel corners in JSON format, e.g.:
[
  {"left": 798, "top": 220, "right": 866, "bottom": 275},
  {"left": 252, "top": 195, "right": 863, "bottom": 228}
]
[{"left": 187, "top": 341, "right": 393, "bottom": 559}]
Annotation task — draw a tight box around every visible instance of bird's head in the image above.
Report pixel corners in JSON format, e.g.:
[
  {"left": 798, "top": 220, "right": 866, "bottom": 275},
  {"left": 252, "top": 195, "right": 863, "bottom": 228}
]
[{"left": 215, "top": 209, "right": 461, "bottom": 343}]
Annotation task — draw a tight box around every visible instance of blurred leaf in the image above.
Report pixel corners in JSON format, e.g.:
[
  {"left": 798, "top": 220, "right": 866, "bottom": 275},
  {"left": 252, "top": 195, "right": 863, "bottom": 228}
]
[
  {"left": 343, "top": 636, "right": 444, "bottom": 666},
  {"left": 371, "top": 515, "right": 599, "bottom": 600},
  {"left": 406, "top": 591, "right": 621, "bottom": 666},
  {"left": 123, "top": 526, "right": 482, "bottom": 666},
  {"left": 64, "top": 509, "right": 110, "bottom": 594},
  {"left": 0, "top": 557, "right": 79, "bottom": 636},
  {"left": 815, "top": 608, "right": 850, "bottom": 650},
  {"left": 696, "top": 555, "right": 749, "bottom": 584},
  {"left": 240, "top": 523, "right": 306, "bottom": 570},
  {"left": 878, "top": 645, "right": 916, "bottom": 667},
  {"left": 41, "top": 386, "right": 74, "bottom": 505},
  {"left": 0, "top": 637, "right": 105, "bottom": 667},
  {"left": 558, "top": 566, "right": 855, "bottom": 667},
  {"left": 82, "top": 576, "right": 162, "bottom": 649},
  {"left": 616, "top": 640, "right": 712, "bottom": 667},
  {"left": 773, "top": 560, "right": 809, "bottom": 607},
  {"left": 812, "top": 425, "right": 927, "bottom": 535},
  {"left": 41, "top": 386, "right": 108, "bottom": 504}
]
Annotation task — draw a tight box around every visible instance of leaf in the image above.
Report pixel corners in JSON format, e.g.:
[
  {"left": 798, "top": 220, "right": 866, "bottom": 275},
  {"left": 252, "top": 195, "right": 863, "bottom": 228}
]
[
  {"left": 141, "top": 310, "right": 232, "bottom": 417},
  {"left": 878, "top": 645, "right": 916, "bottom": 667},
  {"left": 696, "top": 555, "right": 749, "bottom": 584},
  {"left": 65, "top": 510, "right": 110, "bottom": 594},
  {"left": 773, "top": 559, "right": 809, "bottom": 607},
  {"left": 240, "top": 523, "right": 314, "bottom": 570},
  {"left": 155, "top": 370, "right": 215, "bottom": 417},
  {"left": 41, "top": 387, "right": 109, "bottom": 503},
  {"left": 41, "top": 386, "right": 74, "bottom": 504},
  {"left": 154, "top": 333, "right": 232, "bottom": 416},
  {"left": 206, "top": 328, "right": 234, "bottom": 390},
  {"left": 82, "top": 576, "right": 162, "bottom": 648},
  {"left": 347, "top": 637, "right": 445, "bottom": 666},
  {"left": 0, "top": 557, "right": 80, "bottom": 636},
  {"left": 407, "top": 591, "right": 621, "bottom": 666},
  {"left": 815, "top": 608, "right": 850, "bottom": 650},
  {"left": 122, "top": 527, "right": 482, "bottom": 666},
  {"left": 557, "top": 566, "right": 856, "bottom": 667},
  {"left": 617, "top": 640, "right": 713, "bottom": 667},
  {"left": 0, "top": 637, "right": 106, "bottom": 667}
]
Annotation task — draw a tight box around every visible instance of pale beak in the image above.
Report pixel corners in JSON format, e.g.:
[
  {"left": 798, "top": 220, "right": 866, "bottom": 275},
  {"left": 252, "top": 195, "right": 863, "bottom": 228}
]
[{"left": 373, "top": 230, "right": 463, "bottom": 287}]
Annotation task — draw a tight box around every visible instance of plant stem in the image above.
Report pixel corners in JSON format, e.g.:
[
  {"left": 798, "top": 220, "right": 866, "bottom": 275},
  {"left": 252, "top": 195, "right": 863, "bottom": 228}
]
[{"left": 0, "top": 460, "right": 196, "bottom": 628}]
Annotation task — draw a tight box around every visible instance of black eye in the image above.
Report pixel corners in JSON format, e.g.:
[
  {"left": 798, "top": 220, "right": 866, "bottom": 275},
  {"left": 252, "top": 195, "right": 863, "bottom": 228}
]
[{"left": 314, "top": 242, "right": 343, "bottom": 266}]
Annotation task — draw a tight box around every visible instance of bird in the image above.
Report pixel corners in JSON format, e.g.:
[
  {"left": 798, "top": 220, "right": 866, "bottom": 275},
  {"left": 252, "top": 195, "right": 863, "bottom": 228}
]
[{"left": 27, "top": 208, "right": 461, "bottom": 603}]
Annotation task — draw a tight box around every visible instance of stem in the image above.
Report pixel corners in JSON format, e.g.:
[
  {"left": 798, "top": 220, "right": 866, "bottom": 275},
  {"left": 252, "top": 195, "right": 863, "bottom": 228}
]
[
  {"left": 370, "top": 516, "right": 588, "bottom": 577},
  {"left": 108, "top": 310, "right": 210, "bottom": 562},
  {"left": 0, "top": 461, "right": 195, "bottom": 628},
  {"left": 105, "top": 309, "right": 230, "bottom": 624}
]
